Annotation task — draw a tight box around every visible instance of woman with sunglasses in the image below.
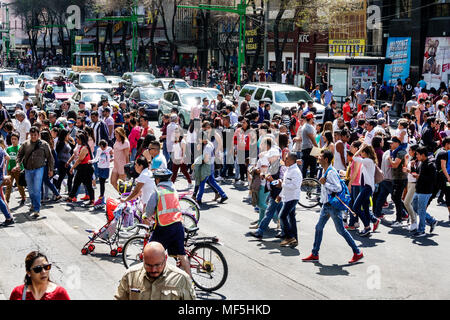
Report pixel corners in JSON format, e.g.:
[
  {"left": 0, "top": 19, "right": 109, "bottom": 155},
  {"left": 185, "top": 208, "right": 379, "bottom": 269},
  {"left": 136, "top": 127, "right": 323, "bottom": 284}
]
[{"left": 10, "top": 251, "right": 70, "bottom": 300}]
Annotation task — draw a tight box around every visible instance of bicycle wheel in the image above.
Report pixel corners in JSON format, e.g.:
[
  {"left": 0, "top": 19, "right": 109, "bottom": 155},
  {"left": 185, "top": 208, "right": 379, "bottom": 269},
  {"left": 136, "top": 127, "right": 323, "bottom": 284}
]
[
  {"left": 122, "top": 235, "right": 146, "bottom": 269},
  {"left": 182, "top": 212, "right": 198, "bottom": 230},
  {"left": 179, "top": 197, "right": 200, "bottom": 222},
  {"left": 189, "top": 243, "right": 228, "bottom": 292},
  {"left": 299, "top": 178, "right": 321, "bottom": 209}
]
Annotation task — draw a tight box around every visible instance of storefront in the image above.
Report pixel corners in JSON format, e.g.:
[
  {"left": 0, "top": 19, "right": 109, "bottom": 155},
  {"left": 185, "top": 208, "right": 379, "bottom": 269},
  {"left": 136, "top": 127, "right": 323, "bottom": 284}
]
[{"left": 314, "top": 56, "right": 392, "bottom": 102}]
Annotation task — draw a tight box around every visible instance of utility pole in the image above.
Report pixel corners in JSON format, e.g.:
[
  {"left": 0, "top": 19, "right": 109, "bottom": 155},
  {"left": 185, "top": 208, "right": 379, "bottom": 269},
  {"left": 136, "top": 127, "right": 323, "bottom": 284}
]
[
  {"left": 178, "top": 0, "right": 249, "bottom": 85},
  {"left": 87, "top": 0, "right": 142, "bottom": 72},
  {"left": 263, "top": 0, "right": 269, "bottom": 72}
]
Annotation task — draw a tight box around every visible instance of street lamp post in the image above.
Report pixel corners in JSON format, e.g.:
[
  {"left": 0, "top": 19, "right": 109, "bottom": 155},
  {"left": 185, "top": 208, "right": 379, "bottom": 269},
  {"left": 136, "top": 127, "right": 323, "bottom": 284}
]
[
  {"left": 87, "top": 0, "right": 142, "bottom": 72},
  {"left": 0, "top": 2, "right": 11, "bottom": 63},
  {"left": 178, "top": 0, "right": 249, "bottom": 85}
]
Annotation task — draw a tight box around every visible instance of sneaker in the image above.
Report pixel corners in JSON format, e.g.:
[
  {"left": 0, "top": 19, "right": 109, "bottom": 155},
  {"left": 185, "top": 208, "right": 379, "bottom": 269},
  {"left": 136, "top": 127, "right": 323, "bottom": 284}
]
[
  {"left": 372, "top": 219, "right": 381, "bottom": 232},
  {"left": 0, "top": 219, "right": 14, "bottom": 227},
  {"left": 216, "top": 176, "right": 224, "bottom": 182},
  {"left": 65, "top": 197, "right": 77, "bottom": 202},
  {"left": 407, "top": 223, "right": 418, "bottom": 232},
  {"left": 218, "top": 196, "right": 228, "bottom": 204},
  {"left": 383, "top": 202, "right": 389, "bottom": 209},
  {"left": 235, "top": 180, "right": 244, "bottom": 186},
  {"left": 94, "top": 197, "right": 104, "bottom": 206},
  {"left": 302, "top": 254, "right": 319, "bottom": 262},
  {"left": 289, "top": 239, "right": 298, "bottom": 247},
  {"left": 391, "top": 221, "right": 403, "bottom": 228},
  {"left": 187, "top": 183, "right": 193, "bottom": 189},
  {"left": 345, "top": 225, "right": 357, "bottom": 231},
  {"left": 249, "top": 224, "right": 259, "bottom": 229},
  {"left": 275, "top": 232, "right": 285, "bottom": 239},
  {"left": 430, "top": 219, "right": 438, "bottom": 234},
  {"left": 248, "top": 231, "right": 262, "bottom": 240},
  {"left": 80, "top": 195, "right": 90, "bottom": 201},
  {"left": 280, "top": 237, "right": 296, "bottom": 247},
  {"left": 31, "top": 212, "right": 40, "bottom": 219},
  {"left": 250, "top": 220, "right": 259, "bottom": 225},
  {"left": 413, "top": 231, "right": 426, "bottom": 238},
  {"left": 349, "top": 251, "right": 364, "bottom": 263},
  {"left": 359, "top": 228, "right": 371, "bottom": 237}
]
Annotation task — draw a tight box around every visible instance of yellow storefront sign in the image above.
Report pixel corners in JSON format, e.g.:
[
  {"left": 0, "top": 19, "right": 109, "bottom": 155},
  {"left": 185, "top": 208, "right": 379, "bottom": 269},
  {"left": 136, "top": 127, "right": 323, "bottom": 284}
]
[{"left": 329, "top": 39, "right": 366, "bottom": 57}]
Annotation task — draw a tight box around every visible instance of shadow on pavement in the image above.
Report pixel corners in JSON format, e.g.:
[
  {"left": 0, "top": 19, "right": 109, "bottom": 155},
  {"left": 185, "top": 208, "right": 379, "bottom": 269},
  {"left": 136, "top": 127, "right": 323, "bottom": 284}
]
[
  {"left": 196, "top": 290, "right": 227, "bottom": 300},
  {"left": 254, "top": 239, "right": 301, "bottom": 257},
  {"left": 353, "top": 234, "right": 386, "bottom": 248},
  {"left": 313, "top": 262, "right": 364, "bottom": 276},
  {"left": 412, "top": 235, "right": 438, "bottom": 246}
]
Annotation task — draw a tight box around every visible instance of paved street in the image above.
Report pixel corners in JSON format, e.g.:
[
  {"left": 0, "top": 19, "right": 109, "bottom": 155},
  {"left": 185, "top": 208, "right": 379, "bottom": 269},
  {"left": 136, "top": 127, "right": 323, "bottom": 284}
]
[{"left": 1, "top": 121, "right": 450, "bottom": 300}]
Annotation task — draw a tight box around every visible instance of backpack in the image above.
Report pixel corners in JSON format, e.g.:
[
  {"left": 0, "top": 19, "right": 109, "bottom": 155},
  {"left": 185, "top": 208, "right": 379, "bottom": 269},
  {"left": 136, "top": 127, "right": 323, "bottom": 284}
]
[{"left": 324, "top": 166, "right": 352, "bottom": 212}]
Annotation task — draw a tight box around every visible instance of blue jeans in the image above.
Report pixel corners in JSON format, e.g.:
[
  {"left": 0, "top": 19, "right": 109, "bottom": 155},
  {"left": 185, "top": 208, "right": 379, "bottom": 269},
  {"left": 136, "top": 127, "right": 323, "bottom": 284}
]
[
  {"left": 312, "top": 203, "right": 361, "bottom": 256},
  {"left": 373, "top": 180, "right": 393, "bottom": 217},
  {"left": 412, "top": 193, "right": 436, "bottom": 233},
  {"left": 196, "top": 175, "right": 227, "bottom": 202},
  {"left": 353, "top": 185, "right": 377, "bottom": 228},
  {"left": 130, "top": 148, "right": 137, "bottom": 162},
  {"left": 0, "top": 179, "right": 11, "bottom": 220},
  {"left": 25, "top": 166, "right": 45, "bottom": 213},
  {"left": 279, "top": 200, "right": 298, "bottom": 240},
  {"left": 349, "top": 185, "right": 361, "bottom": 226},
  {"left": 257, "top": 186, "right": 269, "bottom": 222},
  {"left": 257, "top": 196, "right": 283, "bottom": 236},
  {"left": 42, "top": 166, "right": 60, "bottom": 198}
]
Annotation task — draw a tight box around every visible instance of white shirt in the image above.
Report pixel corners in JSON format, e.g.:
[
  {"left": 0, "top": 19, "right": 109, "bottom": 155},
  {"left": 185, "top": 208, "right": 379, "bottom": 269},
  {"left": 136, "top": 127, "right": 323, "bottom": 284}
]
[
  {"left": 136, "top": 168, "right": 157, "bottom": 207},
  {"left": 353, "top": 156, "right": 376, "bottom": 192},
  {"left": 229, "top": 111, "right": 239, "bottom": 126},
  {"left": 364, "top": 128, "right": 375, "bottom": 145},
  {"left": 104, "top": 116, "right": 115, "bottom": 139},
  {"left": 92, "top": 147, "right": 112, "bottom": 169},
  {"left": 280, "top": 163, "right": 303, "bottom": 202},
  {"left": 166, "top": 122, "right": 178, "bottom": 153},
  {"left": 14, "top": 118, "right": 31, "bottom": 144},
  {"left": 321, "top": 166, "right": 343, "bottom": 204},
  {"left": 334, "top": 140, "right": 347, "bottom": 171}
]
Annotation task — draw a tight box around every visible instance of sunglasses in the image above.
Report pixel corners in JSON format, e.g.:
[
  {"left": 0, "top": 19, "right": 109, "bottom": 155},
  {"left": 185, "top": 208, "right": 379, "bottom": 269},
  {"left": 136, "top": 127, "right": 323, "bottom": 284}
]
[{"left": 32, "top": 264, "right": 52, "bottom": 273}]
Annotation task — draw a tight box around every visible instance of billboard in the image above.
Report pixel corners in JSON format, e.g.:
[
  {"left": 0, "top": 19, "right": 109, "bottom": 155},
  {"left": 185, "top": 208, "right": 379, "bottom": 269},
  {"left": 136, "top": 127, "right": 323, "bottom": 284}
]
[
  {"left": 422, "top": 37, "right": 450, "bottom": 89},
  {"left": 383, "top": 37, "right": 411, "bottom": 86},
  {"left": 329, "top": 39, "right": 366, "bottom": 57}
]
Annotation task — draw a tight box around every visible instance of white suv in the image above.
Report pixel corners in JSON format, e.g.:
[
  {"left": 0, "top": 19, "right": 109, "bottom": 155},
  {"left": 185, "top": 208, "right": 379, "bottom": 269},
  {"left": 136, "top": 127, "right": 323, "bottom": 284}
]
[{"left": 238, "top": 83, "right": 325, "bottom": 123}]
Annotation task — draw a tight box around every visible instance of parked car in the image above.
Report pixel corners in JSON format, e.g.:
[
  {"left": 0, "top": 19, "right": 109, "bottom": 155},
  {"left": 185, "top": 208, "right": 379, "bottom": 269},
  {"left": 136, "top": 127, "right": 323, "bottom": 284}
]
[
  {"left": 0, "top": 72, "right": 20, "bottom": 88},
  {"left": 151, "top": 78, "right": 190, "bottom": 90},
  {"left": 122, "top": 72, "right": 156, "bottom": 97},
  {"left": 71, "top": 72, "right": 113, "bottom": 94},
  {"left": 68, "top": 89, "right": 118, "bottom": 112},
  {"left": 200, "top": 87, "right": 233, "bottom": 107},
  {"left": 127, "top": 86, "right": 165, "bottom": 120},
  {"left": 158, "top": 88, "right": 212, "bottom": 128},
  {"left": 237, "top": 83, "right": 325, "bottom": 123},
  {"left": 0, "top": 87, "right": 24, "bottom": 116},
  {"left": 45, "top": 66, "right": 64, "bottom": 73}
]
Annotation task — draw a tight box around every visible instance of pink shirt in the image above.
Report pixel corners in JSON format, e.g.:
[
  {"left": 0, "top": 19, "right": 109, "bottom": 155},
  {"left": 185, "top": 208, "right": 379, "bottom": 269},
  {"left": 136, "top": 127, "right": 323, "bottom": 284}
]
[
  {"left": 113, "top": 140, "right": 130, "bottom": 170},
  {"left": 128, "top": 126, "right": 141, "bottom": 150},
  {"left": 190, "top": 104, "right": 202, "bottom": 120}
]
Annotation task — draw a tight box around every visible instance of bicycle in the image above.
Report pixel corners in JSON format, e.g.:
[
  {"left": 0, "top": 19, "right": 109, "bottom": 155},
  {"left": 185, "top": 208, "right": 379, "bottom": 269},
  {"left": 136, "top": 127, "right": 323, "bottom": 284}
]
[
  {"left": 299, "top": 178, "right": 322, "bottom": 208},
  {"left": 122, "top": 223, "right": 228, "bottom": 292}
]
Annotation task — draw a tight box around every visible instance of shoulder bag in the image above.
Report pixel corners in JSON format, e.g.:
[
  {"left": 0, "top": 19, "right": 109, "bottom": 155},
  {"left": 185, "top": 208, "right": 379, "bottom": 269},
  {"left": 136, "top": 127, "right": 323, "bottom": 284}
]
[{"left": 324, "top": 166, "right": 355, "bottom": 216}]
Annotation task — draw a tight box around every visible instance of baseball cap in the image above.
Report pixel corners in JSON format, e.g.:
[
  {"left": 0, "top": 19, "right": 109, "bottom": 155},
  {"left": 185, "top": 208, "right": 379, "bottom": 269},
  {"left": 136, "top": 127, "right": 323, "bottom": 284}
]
[
  {"left": 23, "top": 91, "right": 30, "bottom": 96},
  {"left": 79, "top": 100, "right": 85, "bottom": 105},
  {"left": 388, "top": 136, "right": 401, "bottom": 144},
  {"left": 305, "top": 112, "right": 315, "bottom": 120},
  {"left": 68, "top": 119, "right": 76, "bottom": 124}
]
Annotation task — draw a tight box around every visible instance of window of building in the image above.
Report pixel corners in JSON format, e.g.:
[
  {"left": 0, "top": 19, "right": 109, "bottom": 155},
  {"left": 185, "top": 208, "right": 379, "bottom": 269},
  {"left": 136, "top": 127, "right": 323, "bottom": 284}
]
[
  {"left": 431, "top": 0, "right": 450, "bottom": 17},
  {"left": 395, "top": 0, "right": 412, "bottom": 19}
]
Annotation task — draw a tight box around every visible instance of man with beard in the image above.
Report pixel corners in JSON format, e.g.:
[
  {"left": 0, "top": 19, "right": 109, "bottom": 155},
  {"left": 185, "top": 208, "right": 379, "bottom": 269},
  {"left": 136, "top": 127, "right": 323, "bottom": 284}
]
[{"left": 114, "top": 242, "right": 196, "bottom": 300}]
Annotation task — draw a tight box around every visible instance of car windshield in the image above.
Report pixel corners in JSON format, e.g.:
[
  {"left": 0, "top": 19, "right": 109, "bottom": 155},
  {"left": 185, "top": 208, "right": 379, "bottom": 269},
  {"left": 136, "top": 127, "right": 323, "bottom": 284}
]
[
  {"left": 181, "top": 92, "right": 210, "bottom": 105},
  {"left": 133, "top": 74, "right": 155, "bottom": 84},
  {"left": 274, "top": 90, "right": 312, "bottom": 103},
  {"left": 52, "top": 83, "right": 77, "bottom": 93},
  {"left": 108, "top": 78, "right": 122, "bottom": 84},
  {"left": 17, "top": 76, "right": 32, "bottom": 82},
  {"left": 43, "top": 72, "right": 63, "bottom": 80},
  {"left": 164, "top": 80, "right": 189, "bottom": 88},
  {"left": 80, "top": 74, "right": 107, "bottom": 83},
  {"left": 0, "top": 87, "right": 22, "bottom": 97},
  {"left": 141, "top": 88, "right": 164, "bottom": 101},
  {"left": 24, "top": 82, "right": 37, "bottom": 89},
  {"left": 83, "top": 92, "right": 112, "bottom": 102}
]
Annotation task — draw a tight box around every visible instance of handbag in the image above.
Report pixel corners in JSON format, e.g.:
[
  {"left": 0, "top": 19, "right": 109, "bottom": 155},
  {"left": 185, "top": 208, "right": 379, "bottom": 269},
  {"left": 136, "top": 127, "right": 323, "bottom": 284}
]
[
  {"left": 374, "top": 165, "right": 385, "bottom": 184},
  {"left": 324, "top": 166, "right": 354, "bottom": 215},
  {"left": 19, "top": 141, "right": 42, "bottom": 187}
]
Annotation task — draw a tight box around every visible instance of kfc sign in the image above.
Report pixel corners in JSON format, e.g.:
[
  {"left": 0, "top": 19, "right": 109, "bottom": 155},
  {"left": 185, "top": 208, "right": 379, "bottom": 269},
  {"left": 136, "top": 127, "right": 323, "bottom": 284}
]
[{"left": 298, "top": 34, "right": 310, "bottom": 43}]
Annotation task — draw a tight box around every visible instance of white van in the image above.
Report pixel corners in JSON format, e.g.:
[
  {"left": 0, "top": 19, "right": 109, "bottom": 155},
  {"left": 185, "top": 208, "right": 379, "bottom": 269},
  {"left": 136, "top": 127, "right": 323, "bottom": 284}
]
[{"left": 237, "top": 83, "right": 325, "bottom": 123}]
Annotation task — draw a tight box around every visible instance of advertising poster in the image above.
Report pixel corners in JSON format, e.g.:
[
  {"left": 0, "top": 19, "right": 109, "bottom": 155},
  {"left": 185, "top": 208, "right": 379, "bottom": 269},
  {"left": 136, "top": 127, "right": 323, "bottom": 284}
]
[
  {"left": 351, "top": 65, "right": 377, "bottom": 90},
  {"left": 422, "top": 37, "right": 450, "bottom": 89},
  {"left": 383, "top": 37, "right": 411, "bottom": 86}
]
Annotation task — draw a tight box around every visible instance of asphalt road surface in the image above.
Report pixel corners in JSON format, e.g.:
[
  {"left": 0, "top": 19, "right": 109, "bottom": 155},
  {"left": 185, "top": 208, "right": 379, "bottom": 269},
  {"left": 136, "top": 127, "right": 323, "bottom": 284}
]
[{"left": 1, "top": 121, "right": 449, "bottom": 300}]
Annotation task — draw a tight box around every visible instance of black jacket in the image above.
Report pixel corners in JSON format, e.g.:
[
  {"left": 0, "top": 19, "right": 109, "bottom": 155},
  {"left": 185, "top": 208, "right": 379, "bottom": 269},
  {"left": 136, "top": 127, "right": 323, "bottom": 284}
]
[
  {"left": 416, "top": 158, "right": 437, "bottom": 194},
  {"left": 323, "top": 106, "right": 335, "bottom": 124}
]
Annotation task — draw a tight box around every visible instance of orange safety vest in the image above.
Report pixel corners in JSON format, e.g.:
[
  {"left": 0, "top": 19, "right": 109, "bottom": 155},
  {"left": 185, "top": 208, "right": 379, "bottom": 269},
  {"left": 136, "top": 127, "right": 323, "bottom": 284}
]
[{"left": 155, "top": 186, "right": 183, "bottom": 227}]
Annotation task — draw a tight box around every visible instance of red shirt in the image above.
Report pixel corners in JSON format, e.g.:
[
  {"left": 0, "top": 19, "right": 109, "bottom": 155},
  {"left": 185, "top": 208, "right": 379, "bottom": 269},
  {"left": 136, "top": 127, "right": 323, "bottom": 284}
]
[
  {"left": 10, "top": 284, "right": 70, "bottom": 300},
  {"left": 343, "top": 102, "right": 352, "bottom": 122}
]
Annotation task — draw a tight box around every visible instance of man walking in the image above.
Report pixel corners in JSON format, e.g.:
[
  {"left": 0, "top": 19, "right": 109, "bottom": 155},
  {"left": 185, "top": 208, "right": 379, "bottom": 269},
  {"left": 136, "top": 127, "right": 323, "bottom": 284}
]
[
  {"left": 301, "top": 113, "right": 318, "bottom": 178},
  {"left": 14, "top": 127, "right": 54, "bottom": 219},
  {"left": 302, "top": 150, "right": 363, "bottom": 263},
  {"left": 278, "top": 153, "right": 302, "bottom": 247}
]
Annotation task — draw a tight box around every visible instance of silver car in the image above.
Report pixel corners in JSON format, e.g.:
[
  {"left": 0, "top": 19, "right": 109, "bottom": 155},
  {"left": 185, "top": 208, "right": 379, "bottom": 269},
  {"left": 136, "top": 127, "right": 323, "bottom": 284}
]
[
  {"left": 0, "top": 87, "right": 24, "bottom": 115},
  {"left": 72, "top": 72, "right": 113, "bottom": 94},
  {"left": 68, "top": 89, "right": 119, "bottom": 112}
]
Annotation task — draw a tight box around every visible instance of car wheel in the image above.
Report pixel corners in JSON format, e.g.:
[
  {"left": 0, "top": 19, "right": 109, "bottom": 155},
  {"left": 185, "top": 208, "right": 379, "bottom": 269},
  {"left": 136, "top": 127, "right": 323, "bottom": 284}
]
[{"left": 157, "top": 111, "right": 163, "bottom": 127}]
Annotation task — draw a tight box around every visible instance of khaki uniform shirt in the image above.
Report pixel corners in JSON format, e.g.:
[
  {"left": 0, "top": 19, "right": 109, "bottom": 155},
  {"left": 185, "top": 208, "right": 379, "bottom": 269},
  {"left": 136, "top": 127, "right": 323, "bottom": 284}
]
[{"left": 114, "top": 263, "right": 196, "bottom": 300}]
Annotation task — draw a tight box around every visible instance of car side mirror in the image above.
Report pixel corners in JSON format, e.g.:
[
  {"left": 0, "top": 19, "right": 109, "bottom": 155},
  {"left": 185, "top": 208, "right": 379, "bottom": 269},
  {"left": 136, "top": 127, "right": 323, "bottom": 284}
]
[{"left": 173, "top": 101, "right": 179, "bottom": 106}]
